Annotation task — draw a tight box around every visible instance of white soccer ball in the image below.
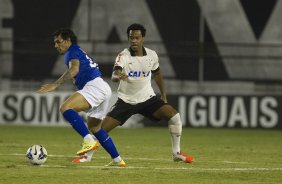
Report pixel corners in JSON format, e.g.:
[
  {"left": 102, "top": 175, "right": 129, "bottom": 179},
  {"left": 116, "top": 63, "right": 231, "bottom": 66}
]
[{"left": 26, "top": 145, "right": 48, "bottom": 165}]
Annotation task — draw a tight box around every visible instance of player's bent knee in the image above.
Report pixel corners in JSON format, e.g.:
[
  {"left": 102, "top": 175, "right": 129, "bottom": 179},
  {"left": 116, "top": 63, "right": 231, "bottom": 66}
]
[
  {"left": 168, "top": 113, "right": 182, "bottom": 135},
  {"left": 59, "top": 104, "right": 72, "bottom": 113},
  {"left": 101, "top": 116, "right": 120, "bottom": 132},
  {"left": 87, "top": 119, "right": 102, "bottom": 133}
]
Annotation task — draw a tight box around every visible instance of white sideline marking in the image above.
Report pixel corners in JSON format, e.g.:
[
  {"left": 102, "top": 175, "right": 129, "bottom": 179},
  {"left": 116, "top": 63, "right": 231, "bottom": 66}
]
[
  {"left": 45, "top": 165, "right": 147, "bottom": 169},
  {"left": 219, "top": 168, "right": 282, "bottom": 171},
  {"left": 223, "top": 161, "right": 251, "bottom": 164},
  {"left": 1, "top": 164, "right": 282, "bottom": 171},
  {"left": 154, "top": 167, "right": 282, "bottom": 171},
  {"left": 1, "top": 153, "right": 282, "bottom": 172},
  {"left": 6, "top": 153, "right": 171, "bottom": 161}
]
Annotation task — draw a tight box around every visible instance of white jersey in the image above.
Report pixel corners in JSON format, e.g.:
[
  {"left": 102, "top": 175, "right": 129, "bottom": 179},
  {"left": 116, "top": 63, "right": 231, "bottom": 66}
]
[{"left": 114, "top": 47, "right": 159, "bottom": 104}]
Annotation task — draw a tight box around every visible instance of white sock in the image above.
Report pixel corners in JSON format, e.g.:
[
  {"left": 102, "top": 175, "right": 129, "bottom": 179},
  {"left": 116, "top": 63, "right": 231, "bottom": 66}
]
[
  {"left": 83, "top": 134, "right": 95, "bottom": 142},
  {"left": 171, "top": 135, "right": 181, "bottom": 155},
  {"left": 113, "top": 156, "right": 122, "bottom": 162},
  {"left": 92, "top": 134, "right": 98, "bottom": 141},
  {"left": 85, "top": 150, "right": 95, "bottom": 161},
  {"left": 168, "top": 113, "right": 182, "bottom": 155}
]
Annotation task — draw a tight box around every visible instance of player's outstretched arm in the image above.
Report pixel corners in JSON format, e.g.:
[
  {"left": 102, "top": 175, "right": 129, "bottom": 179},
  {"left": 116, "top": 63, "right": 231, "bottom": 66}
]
[
  {"left": 37, "top": 59, "right": 79, "bottom": 93},
  {"left": 37, "top": 83, "right": 60, "bottom": 93}
]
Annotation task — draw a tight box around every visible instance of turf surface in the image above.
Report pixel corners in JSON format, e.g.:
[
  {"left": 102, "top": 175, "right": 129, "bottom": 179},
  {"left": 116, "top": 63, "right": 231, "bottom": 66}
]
[{"left": 0, "top": 125, "right": 281, "bottom": 184}]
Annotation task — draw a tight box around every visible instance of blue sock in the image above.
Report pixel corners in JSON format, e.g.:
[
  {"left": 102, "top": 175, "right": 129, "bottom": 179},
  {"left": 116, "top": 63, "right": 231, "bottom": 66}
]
[
  {"left": 62, "top": 109, "right": 90, "bottom": 138},
  {"left": 94, "top": 128, "right": 119, "bottom": 159}
]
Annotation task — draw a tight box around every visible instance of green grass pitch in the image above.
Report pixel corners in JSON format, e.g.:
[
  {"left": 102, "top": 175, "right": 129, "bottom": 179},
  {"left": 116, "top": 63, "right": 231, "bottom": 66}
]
[{"left": 0, "top": 125, "right": 282, "bottom": 184}]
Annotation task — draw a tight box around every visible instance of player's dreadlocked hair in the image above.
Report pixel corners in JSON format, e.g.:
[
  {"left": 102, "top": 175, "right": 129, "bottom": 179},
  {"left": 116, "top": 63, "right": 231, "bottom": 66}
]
[
  {"left": 52, "top": 28, "right": 77, "bottom": 44},
  {"left": 127, "top": 23, "right": 146, "bottom": 38}
]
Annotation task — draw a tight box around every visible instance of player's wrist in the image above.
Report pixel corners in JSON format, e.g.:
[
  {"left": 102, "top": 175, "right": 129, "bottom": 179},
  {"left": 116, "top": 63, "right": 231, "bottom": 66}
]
[
  {"left": 111, "top": 74, "right": 120, "bottom": 82},
  {"left": 53, "top": 82, "right": 61, "bottom": 88}
]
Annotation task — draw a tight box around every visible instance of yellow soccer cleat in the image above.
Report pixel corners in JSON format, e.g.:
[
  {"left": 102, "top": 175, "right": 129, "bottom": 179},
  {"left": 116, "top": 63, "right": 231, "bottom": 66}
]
[
  {"left": 76, "top": 141, "right": 99, "bottom": 155},
  {"left": 105, "top": 160, "right": 126, "bottom": 167}
]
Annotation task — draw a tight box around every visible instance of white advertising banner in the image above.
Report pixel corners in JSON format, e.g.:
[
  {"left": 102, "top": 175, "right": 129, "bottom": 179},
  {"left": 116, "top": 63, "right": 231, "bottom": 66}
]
[
  {"left": 0, "top": 92, "right": 71, "bottom": 126},
  {"left": 0, "top": 92, "right": 281, "bottom": 129},
  {"left": 176, "top": 95, "right": 281, "bottom": 129}
]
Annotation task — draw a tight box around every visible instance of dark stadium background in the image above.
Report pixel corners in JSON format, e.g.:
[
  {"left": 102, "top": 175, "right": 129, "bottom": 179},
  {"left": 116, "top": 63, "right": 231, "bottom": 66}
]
[{"left": 1, "top": 0, "right": 282, "bottom": 129}]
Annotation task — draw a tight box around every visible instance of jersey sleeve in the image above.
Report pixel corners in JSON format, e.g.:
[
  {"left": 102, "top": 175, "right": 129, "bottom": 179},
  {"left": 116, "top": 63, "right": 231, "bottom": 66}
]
[
  {"left": 114, "top": 52, "right": 126, "bottom": 69},
  {"left": 151, "top": 51, "right": 159, "bottom": 71},
  {"left": 64, "top": 50, "right": 79, "bottom": 66}
]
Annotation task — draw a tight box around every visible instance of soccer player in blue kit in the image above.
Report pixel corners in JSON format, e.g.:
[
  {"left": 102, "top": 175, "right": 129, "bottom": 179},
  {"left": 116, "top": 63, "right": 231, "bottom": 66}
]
[{"left": 37, "top": 28, "right": 126, "bottom": 166}]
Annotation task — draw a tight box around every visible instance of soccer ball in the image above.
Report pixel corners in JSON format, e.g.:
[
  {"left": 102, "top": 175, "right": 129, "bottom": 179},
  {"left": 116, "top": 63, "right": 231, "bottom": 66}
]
[{"left": 26, "top": 145, "right": 48, "bottom": 165}]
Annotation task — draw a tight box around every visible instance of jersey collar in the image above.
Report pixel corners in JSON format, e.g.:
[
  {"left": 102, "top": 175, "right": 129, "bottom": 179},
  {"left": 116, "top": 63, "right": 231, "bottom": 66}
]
[{"left": 129, "top": 47, "right": 147, "bottom": 56}]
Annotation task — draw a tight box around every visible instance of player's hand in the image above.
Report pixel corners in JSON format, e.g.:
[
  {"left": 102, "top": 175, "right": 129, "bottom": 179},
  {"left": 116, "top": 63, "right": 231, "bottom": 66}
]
[
  {"left": 112, "top": 72, "right": 128, "bottom": 82},
  {"left": 118, "top": 73, "right": 128, "bottom": 81},
  {"left": 37, "top": 83, "right": 58, "bottom": 93}
]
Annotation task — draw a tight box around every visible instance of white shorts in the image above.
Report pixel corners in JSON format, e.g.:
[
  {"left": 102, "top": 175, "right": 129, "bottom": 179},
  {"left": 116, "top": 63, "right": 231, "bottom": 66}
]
[{"left": 77, "top": 77, "right": 112, "bottom": 119}]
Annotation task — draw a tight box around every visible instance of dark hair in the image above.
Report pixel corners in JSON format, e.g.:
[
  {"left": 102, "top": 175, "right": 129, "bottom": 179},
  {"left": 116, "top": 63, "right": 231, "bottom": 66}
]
[
  {"left": 127, "top": 23, "right": 146, "bottom": 38},
  {"left": 52, "top": 28, "right": 77, "bottom": 44}
]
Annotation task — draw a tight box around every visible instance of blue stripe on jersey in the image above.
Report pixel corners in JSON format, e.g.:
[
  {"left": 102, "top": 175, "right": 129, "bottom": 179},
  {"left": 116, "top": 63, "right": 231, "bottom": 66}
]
[{"left": 64, "top": 44, "right": 101, "bottom": 89}]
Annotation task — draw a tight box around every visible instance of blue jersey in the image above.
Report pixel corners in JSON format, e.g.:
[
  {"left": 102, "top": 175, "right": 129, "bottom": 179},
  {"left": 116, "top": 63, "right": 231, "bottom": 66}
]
[{"left": 64, "top": 44, "right": 101, "bottom": 89}]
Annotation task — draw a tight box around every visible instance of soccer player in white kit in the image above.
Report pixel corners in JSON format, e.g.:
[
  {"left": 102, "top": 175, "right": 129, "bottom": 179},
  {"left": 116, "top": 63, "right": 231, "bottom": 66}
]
[{"left": 88, "top": 23, "right": 193, "bottom": 164}]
